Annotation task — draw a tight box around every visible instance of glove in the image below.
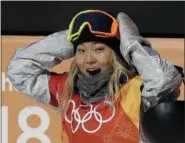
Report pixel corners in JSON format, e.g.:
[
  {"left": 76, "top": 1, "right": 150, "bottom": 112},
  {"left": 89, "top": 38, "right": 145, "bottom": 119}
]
[
  {"left": 8, "top": 30, "right": 74, "bottom": 106},
  {"left": 117, "top": 12, "right": 183, "bottom": 111}
]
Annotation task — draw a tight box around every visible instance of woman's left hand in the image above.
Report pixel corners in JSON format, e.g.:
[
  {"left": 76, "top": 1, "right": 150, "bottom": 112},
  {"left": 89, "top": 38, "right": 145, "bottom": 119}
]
[{"left": 117, "top": 12, "right": 183, "bottom": 111}]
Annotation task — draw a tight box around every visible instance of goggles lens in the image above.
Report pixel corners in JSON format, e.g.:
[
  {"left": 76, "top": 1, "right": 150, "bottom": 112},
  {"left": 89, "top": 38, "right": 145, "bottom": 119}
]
[{"left": 68, "top": 10, "right": 118, "bottom": 42}]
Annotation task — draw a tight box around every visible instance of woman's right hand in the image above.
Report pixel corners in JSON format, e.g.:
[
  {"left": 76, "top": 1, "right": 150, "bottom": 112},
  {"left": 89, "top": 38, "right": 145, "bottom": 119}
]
[
  {"left": 7, "top": 30, "right": 74, "bottom": 109},
  {"left": 39, "top": 30, "right": 74, "bottom": 61}
]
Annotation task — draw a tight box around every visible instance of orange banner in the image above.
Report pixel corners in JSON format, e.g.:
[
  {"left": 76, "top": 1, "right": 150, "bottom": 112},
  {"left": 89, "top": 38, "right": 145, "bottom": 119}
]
[{"left": 2, "top": 36, "right": 184, "bottom": 143}]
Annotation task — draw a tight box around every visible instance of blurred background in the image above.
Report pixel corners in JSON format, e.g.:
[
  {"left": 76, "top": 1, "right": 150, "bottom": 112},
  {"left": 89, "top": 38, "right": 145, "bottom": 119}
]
[
  {"left": 1, "top": 1, "right": 184, "bottom": 143},
  {"left": 2, "top": 1, "right": 184, "bottom": 37}
]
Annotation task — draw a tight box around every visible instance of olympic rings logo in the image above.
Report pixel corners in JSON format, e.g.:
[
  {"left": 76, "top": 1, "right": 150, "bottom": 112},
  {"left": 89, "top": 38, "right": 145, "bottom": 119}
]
[{"left": 65, "top": 100, "right": 116, "bottom": 134}]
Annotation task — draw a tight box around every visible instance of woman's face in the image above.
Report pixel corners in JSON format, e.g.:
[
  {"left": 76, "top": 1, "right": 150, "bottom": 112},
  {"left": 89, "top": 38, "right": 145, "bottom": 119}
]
[{"left": 75, "top": 41, "right": 113, "bottom": 77}]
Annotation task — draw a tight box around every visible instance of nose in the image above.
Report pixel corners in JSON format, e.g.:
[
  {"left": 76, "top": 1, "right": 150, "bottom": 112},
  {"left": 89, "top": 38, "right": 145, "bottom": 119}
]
[{"left": 85, "top": 51, "right": 96, "bottom": 65}]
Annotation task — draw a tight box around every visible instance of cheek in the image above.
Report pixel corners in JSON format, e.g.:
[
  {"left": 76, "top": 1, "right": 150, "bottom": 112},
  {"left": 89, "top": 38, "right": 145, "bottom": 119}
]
[
  {"left": 98, "top": 52, "right": 112, "bottom": 69},
  {"left": 75, "top": 56, "right": 85, "bottom": 70},
  {"left": 100, "top": 59, "right": 112, "bottom": 69}
]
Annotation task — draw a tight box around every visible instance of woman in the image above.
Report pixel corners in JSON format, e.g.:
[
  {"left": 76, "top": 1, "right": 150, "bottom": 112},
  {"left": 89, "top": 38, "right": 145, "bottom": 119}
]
[{"left": 8, "top": 10, "right": 182, "bottom": 143}]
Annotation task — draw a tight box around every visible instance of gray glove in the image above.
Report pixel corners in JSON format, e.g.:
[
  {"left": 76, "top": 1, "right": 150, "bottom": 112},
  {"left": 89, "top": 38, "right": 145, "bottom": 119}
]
[
  {"left": 8, "top": 30, "right": 74, "bottom": 107},
  {"left": 117, "top": 12, "right": 182, "bottom": 110}
]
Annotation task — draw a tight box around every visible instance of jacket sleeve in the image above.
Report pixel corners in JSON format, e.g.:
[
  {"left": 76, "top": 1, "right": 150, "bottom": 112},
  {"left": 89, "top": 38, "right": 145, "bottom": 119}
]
[
  {"left": 117, "top": 12, "right": 183, "bottom": 111},
  {"left": 7, "top": 30, "right": 74, "bottom": 108}
]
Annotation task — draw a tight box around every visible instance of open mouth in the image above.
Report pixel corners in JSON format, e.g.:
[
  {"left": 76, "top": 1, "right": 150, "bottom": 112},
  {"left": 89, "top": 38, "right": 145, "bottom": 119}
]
[{"left": 87, "top": 68, "right": 101, "bottom": 76}]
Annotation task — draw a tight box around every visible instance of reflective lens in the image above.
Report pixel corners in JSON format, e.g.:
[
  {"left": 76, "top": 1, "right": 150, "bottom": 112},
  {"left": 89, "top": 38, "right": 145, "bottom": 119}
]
[
  {"left": 68, "top": 10, "right": 118, "bottom": 42},
  {"left": 71, "top": 12, "right": 113, "bottom": 34}
]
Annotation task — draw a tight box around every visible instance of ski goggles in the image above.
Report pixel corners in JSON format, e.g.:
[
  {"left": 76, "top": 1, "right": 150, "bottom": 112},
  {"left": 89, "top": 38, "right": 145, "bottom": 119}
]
[{"left": 67, "top": 10, "right": 119, "bottom": 42}]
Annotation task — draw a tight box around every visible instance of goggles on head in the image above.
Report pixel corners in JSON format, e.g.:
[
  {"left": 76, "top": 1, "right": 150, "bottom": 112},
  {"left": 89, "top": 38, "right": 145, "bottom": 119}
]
[{"left": 67, "top": 10, "right": 119, "bottom": 42}]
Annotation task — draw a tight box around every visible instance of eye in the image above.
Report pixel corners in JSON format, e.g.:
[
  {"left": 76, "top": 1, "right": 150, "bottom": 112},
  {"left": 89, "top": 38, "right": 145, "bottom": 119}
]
[
  {"left": 77, "top": 48, "right": 85, "bottom": 53},
  {"left": 95, "top": 47, "right": 104, "bottom": 52}
]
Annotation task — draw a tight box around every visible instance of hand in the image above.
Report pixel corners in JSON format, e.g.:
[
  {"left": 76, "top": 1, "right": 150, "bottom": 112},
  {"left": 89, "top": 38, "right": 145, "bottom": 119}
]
[
  {"left": 40, "top": 30, "right": 74, "bottom": 60},
  {"left": 117, "top": 12, "right": 182, "bottom": 111},
  {"left": 117, "top": 12, "right": 140, "bottom": 37}
]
